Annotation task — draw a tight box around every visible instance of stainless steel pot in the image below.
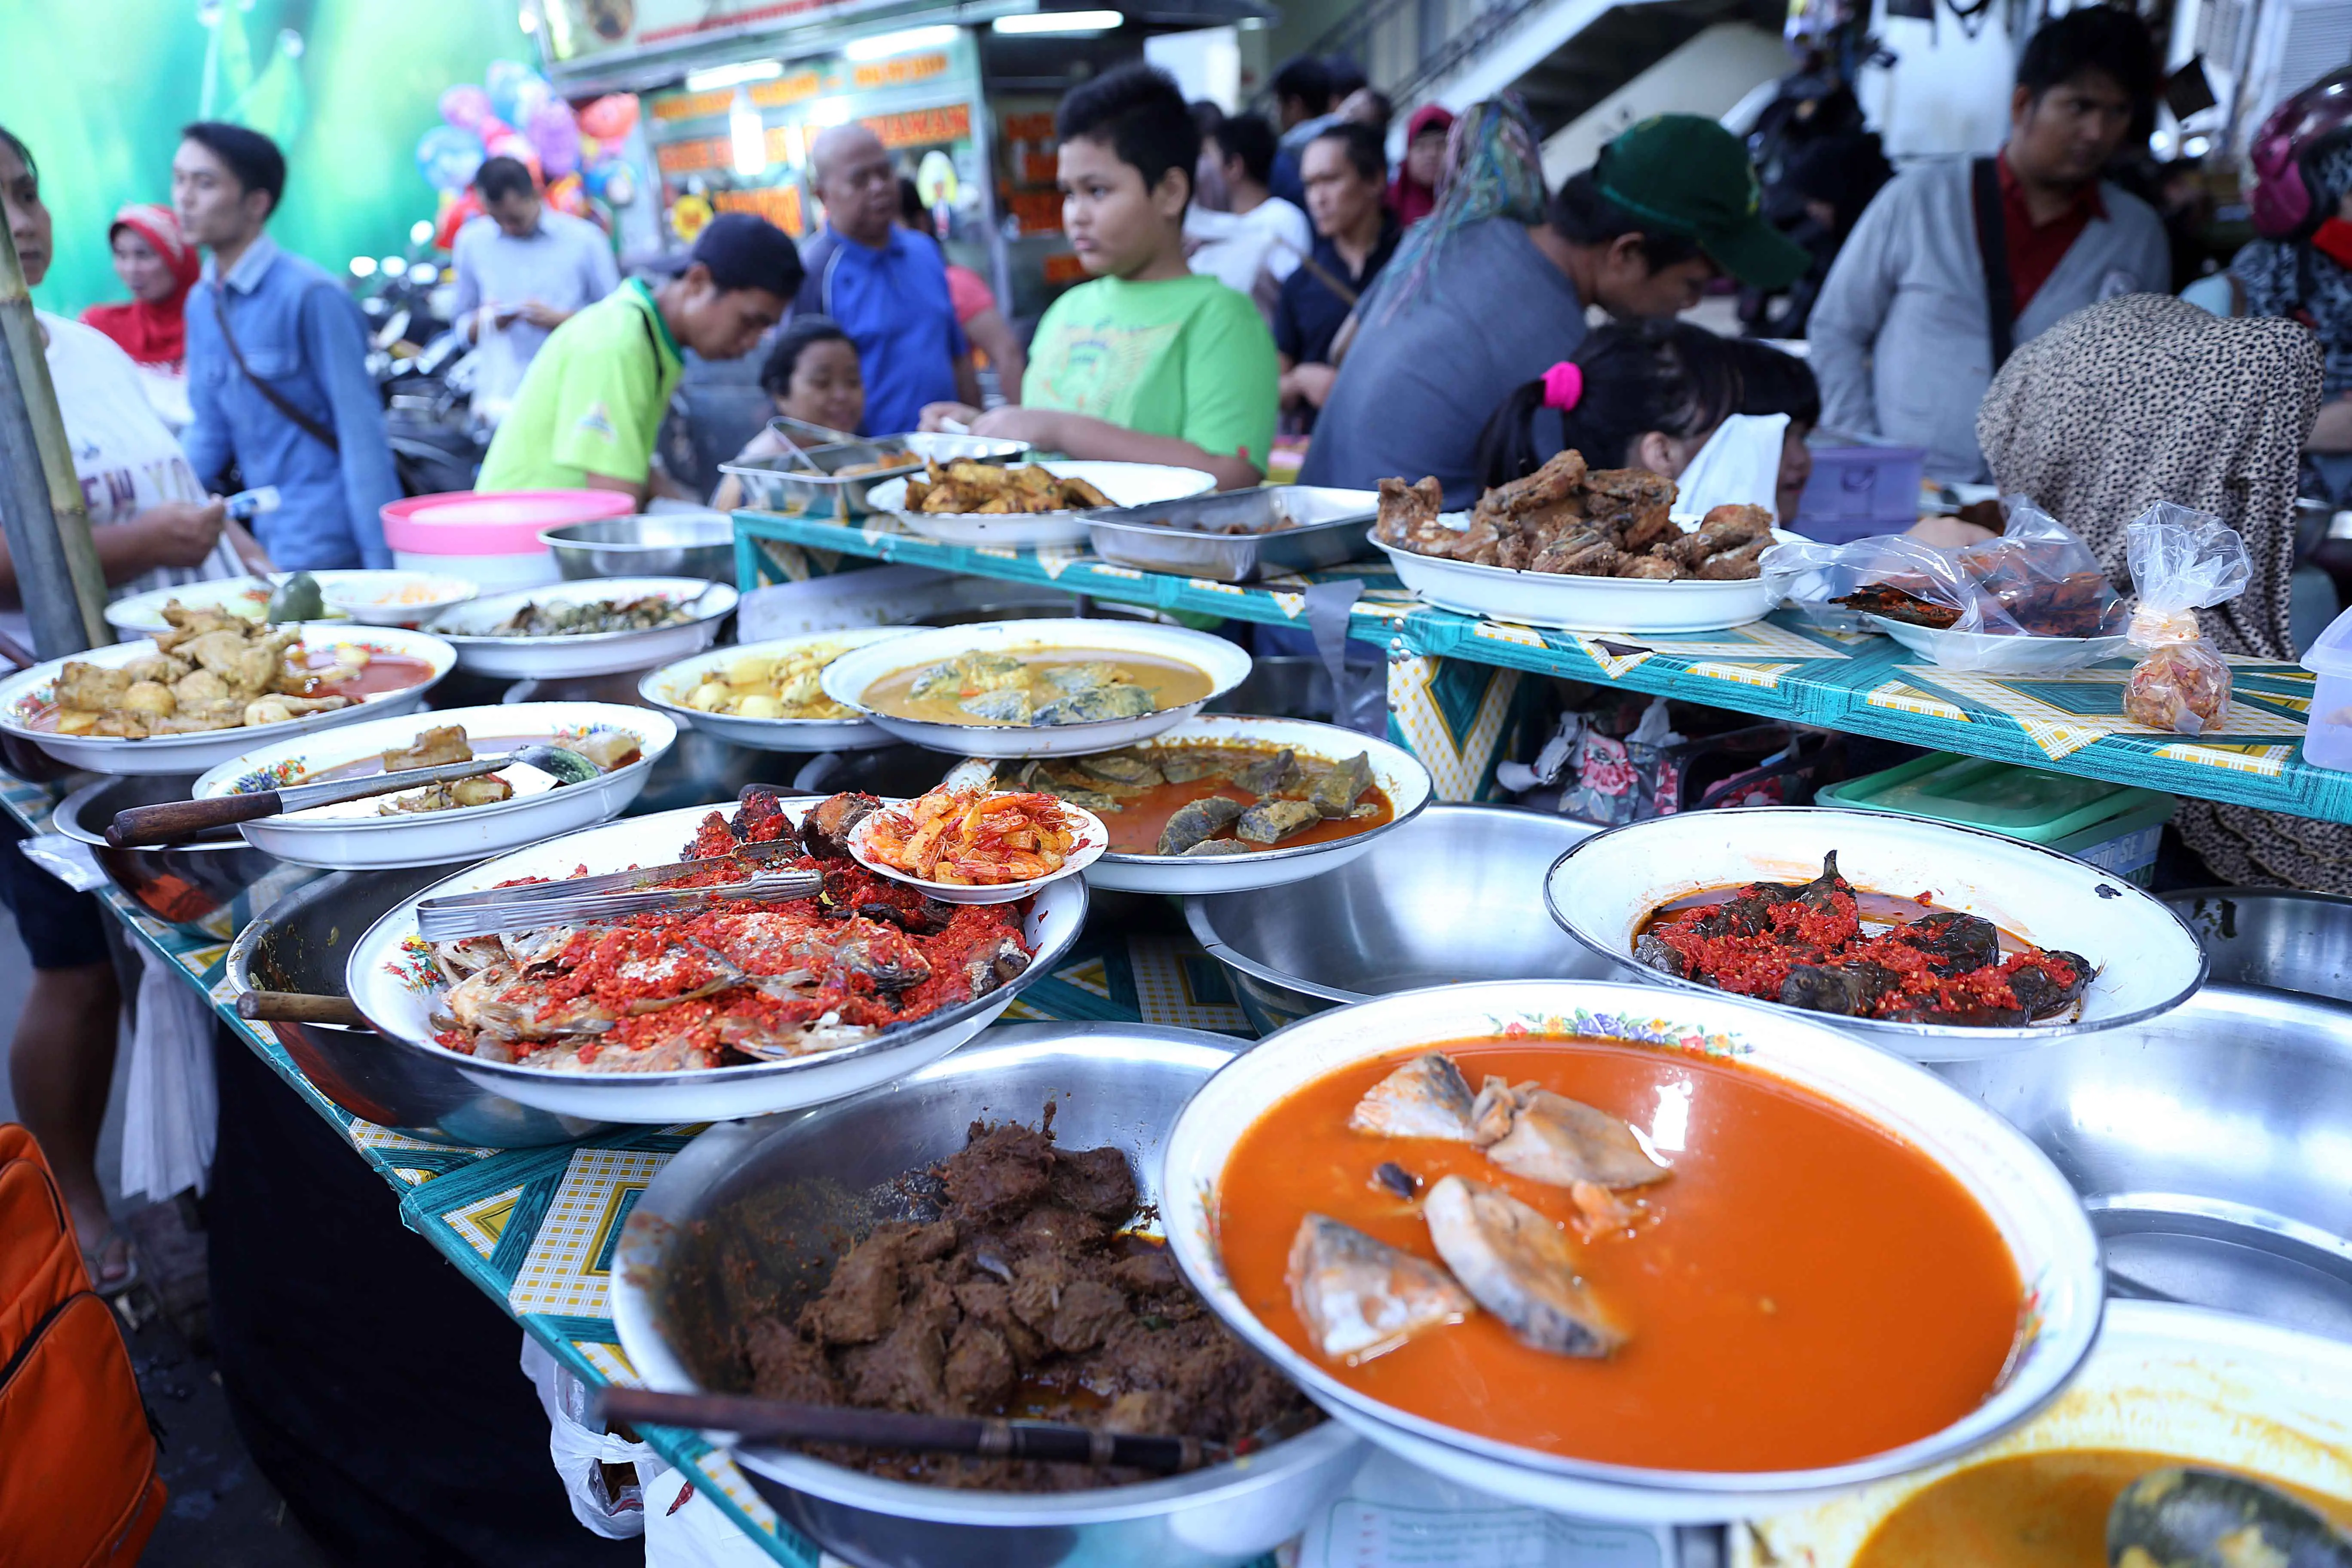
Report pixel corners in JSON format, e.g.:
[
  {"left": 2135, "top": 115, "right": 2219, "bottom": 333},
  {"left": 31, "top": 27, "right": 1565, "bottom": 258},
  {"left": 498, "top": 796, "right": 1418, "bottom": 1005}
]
[
  {"left": 224, "top": 864, "right": 612, "bottom": 1147},
  {"left": 610, "top": 1023, "right": 1364, "bottom": 1568},
  {"left": 1084, "top": 487, "right": 1379, "bottom": 582},
  {"left": 2159, "top": 885, "right": 2352, "bottom": 1002},
  {"left": 1185, "top": 804, "right": 1614, "bottom": 1035},
  {"left": 1936, "top": 981, "right": 2352, "bottom": 1340},
  {"left": 52, "top": 773, "right": 282, "bottom": 933},
  {"left": 539, "top": 513, "right": 736, "bottom": 584}
]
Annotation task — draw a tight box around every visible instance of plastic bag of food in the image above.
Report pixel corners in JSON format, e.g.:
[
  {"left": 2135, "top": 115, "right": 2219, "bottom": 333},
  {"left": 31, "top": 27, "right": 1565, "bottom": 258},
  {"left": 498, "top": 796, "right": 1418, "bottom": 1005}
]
[
  {"left": 1760, "top": 502, "right": 2126, "bottom": 668},
  {"left": 2119, "top": 502, "right": 2250, "bottom": 735}
]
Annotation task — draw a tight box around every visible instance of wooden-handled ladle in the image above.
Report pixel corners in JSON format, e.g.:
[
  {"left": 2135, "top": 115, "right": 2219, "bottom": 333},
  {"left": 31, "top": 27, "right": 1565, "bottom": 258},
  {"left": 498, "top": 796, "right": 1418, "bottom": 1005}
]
[{"left": 107, "top": 744, "right": 599, "bottom": 848}]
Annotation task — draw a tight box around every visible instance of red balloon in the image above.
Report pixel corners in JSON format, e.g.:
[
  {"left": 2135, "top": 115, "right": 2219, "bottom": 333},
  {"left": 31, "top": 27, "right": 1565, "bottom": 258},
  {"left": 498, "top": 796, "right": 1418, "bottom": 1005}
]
[
  {"left": 579, "top": 94, "right": 639, "bottom": 142},
  {"left": 434, "top": 188, "right": 484, "bottom": 249}
]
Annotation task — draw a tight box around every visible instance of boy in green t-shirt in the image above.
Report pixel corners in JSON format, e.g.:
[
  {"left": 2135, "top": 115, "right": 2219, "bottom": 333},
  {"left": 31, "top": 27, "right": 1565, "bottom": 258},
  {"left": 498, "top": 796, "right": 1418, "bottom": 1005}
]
[{"left": 921, "top": 65, "right": 1276, "bottom": 490}]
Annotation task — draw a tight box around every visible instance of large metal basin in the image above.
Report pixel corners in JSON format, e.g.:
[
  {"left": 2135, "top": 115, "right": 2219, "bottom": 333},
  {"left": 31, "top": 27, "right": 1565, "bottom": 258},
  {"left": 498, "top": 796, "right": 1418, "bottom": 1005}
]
[
  {"left": 53, "top": 773, "right": 281, "bottom": 934},
  {"left": 610, "top": 1024, "right": 1364, "bottom": 1568},
  {"left": 1936, "top": 981, "right": 2352, "bottom": 1340},
  {"left": 539, "top": 512, "right": 735, "bottom": 584},
  {"left": 224, "top": 864, "right": 612, "bottom": 1147},
  {"left": 2160, "top": 885, "right": 2352, "bottom": 1002},
  {"left": 1184, "top": 804, "right": 1612, "bottom": 1035}
]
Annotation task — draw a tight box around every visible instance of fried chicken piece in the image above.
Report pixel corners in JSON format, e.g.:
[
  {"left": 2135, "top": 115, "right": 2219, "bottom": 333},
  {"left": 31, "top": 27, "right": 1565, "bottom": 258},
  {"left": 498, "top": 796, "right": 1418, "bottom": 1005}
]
[
  {"left": 1618, "top": 508, "right": 1677, "bottom": 553},
  {"left": 1526, "top": 530, "right": 1611, "bottom": 575},
  {"left": 1697, "top": 504, "right": 1773, "bottom": 550},
  {"left": 1474, "top": 450, "right": 1588, "bottom": 526},
  {"left": 1375, "top": 475, "right": 1449, "bottom": 550},
  {"left": 152, "top": 603, "right": 245, "bottom": 655},
  {"left": 54, "top": 662, "right": 131, "bottom": 713},
  {"left": 1696, "top": 537, "right": 1773, "bottom": 580},
  {"left": 1617, "top": 554, "right": 1687, "bottom": 580},
  {"left": 1651, "top": 530, "right": 1718, "bottom": 569},
  {"left": 1584, "top": 468, "right": 1678, "bottom": 509}
]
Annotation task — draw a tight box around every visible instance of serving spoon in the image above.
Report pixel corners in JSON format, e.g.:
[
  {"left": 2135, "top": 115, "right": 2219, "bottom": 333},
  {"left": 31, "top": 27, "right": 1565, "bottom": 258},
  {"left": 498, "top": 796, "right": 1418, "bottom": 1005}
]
[
  {"left": 107, "top": 744, "right": 600, "bottom": 848},
  {"left": 596, "top": 1387, "right": 1220, "bottom": 1474},
  {"left": 2108, "top": 1467, "right": 2352, "bottom": 1566}
]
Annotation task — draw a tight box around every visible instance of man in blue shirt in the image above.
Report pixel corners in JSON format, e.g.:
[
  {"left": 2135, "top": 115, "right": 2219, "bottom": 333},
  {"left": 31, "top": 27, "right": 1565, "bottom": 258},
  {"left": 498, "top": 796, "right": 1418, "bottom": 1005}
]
[
  {"left": 796, "top": 125, "right": 976, "bottom": 436},
  {"left": 176, "top": 121, "right": 398, "bottom": 569}
]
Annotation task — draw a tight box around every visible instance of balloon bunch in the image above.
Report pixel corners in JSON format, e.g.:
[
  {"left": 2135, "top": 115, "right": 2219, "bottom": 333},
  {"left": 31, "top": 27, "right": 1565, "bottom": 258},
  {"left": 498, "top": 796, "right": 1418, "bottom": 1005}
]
[{"left": 415, "top": 60, "right": 642, "bottom": 247}]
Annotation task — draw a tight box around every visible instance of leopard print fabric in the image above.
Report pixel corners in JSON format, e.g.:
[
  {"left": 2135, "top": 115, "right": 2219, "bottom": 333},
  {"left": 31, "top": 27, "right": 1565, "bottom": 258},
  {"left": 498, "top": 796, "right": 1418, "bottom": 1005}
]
[{"left": 1976, "top": 292, "right": 2348, "bottom": 891}]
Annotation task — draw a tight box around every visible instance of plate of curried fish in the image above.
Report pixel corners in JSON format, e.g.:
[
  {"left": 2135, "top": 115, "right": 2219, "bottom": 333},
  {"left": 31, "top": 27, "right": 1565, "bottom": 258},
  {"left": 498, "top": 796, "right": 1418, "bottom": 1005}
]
[
  {"left": 189, "top": 702, "right": 674, "bottom": 870},
  {"left": 945, "top": 715, "right": 1434, "bottom": 894},
  {"left": 869, "top": 460, "right": 1216, "bottom": 549},
  {"left": 821, "top": 619, "right": 1252, "bottom": 757},
  {"left": 425, "top": 576, "right": 737, "bottom": 678},
  {"left": 1158, "top": 977, "right": 2103, "bottom": 1522},
  {"left": 1543, "top": 806, "right": 2205, "bottom": 1057},
  {"left": 343, "top": 791, "right": 1088, "bottom": 1121},
  {"left": 1369, "top": 451, "right": 1793, "bottom": 634},
  {"left": 0, "top": 606, "right": 452, "bottom": 774}
]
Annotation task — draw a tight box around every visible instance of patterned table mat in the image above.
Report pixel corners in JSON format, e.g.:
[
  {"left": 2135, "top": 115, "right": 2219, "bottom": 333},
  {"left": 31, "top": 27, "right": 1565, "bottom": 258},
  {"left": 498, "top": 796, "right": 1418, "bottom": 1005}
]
[
  {"left": 0, "top": 772, "right": 1256, "bottom": 1564},
  {"left": 735, "top": 510, "right": 2352, "bottom": 822}
]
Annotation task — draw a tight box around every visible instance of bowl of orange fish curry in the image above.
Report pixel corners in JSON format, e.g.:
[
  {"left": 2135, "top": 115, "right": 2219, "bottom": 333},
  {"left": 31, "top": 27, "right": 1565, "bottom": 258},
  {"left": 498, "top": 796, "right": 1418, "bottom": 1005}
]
[{"left": 1159, "top": 978, "right": 2105, "bottom": 1523}]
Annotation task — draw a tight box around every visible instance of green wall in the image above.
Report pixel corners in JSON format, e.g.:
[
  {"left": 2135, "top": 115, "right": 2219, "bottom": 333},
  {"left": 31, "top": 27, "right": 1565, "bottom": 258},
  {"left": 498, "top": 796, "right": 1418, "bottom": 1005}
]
[{"left": 5, "top": 0, "right": 530, "bottom": 315}]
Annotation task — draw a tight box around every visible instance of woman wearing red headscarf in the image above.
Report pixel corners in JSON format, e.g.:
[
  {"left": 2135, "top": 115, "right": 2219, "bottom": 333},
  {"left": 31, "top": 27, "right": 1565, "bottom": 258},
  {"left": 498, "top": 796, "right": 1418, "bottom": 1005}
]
[
  {"left": 1389, "top": 105, "right": 1456, "bottom": 229},
  {"left": 80, "top": 204, "right": 200, "bottom": 423}
]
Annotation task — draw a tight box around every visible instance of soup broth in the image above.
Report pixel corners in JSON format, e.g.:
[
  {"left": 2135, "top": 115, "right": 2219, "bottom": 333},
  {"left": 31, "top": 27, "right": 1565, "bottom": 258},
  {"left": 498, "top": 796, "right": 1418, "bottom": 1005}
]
[
  {"left": 1853, "top": 1450, "right": 2352, "bottom": 1567},
  {"left": 1218, "top": 1039, "right": 2023, "bottom": 1472},
  {"left": 861, "top": 646, "right": 1213, "bottom": 728}
]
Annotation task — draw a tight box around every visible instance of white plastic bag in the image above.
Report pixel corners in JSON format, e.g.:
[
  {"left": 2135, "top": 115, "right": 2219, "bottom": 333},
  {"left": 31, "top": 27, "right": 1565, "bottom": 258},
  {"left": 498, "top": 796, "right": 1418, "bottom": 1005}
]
[
  {"left": 520, "top": 1336, "right": 654, "bottom": 1540},
  {"left": 640, "top": 1459, "right": 785, "bottom": 1568},
  {"left": 2120, "top": 502, "right": 2251, "bottom": 735},
  {"left": 118, "top": 951, "right": 217, "bottom": 1205}
]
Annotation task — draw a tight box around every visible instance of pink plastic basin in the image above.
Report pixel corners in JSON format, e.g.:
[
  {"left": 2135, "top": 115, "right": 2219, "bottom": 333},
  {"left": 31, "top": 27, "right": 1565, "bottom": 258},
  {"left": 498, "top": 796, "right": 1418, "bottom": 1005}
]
[{"left": 382, "top": 490, "right": 636, "bottom": 556}]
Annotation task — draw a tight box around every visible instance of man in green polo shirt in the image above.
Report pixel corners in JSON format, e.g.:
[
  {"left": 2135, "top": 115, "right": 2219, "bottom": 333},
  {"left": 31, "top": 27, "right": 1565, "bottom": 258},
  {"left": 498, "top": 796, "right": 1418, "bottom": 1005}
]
[{"left": 476, "top": 213, "right": 802, "bottom": 501}]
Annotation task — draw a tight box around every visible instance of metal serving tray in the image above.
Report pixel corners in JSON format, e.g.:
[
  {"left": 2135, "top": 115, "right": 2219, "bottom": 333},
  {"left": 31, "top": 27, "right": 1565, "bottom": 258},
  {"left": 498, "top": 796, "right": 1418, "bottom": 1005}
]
[
  {"left": 723, "top": 423, "right": 1031, "bottom": 519},
  {"left": 1084, "top": 485, "right": 1380, "bottom": 582}
]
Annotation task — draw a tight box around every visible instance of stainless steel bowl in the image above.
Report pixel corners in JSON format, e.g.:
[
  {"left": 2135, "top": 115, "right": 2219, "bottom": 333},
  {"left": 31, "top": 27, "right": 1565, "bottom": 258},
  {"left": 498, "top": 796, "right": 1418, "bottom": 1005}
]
[
  {"left": 224, "top": 864, "right": 613, "bottom": 1147},
  {"left": 1084, "top": 487, "right": 1380, "bottom": 582},
  {"left": 610, "top": 1023, "right": 1364, "bottom": 1568},
  {"left": 2159, "top": 885, "right": 2352, "bottom": 1002},
  {"left": 53, "top": 773, "right": 282, "bottom": 933},
  {"left": 1185, "top": 804, "right": 1614, "bottom": 1035},
  {"left": 1936, "top": 982, "right": 2352, "bottom": 1341},
  {"left": 539, "top": 513, "right": 736, "bottom": 584}
]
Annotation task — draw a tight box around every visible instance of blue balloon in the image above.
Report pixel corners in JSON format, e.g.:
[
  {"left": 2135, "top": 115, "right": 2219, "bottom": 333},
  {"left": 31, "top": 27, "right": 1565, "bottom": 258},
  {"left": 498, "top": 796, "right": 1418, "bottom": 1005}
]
[
  {"left": 486, "top": 59, "right": 552, "bottom": 128},
  {"left": 415, "top": 123, "right": 485, "bottom": 193}
]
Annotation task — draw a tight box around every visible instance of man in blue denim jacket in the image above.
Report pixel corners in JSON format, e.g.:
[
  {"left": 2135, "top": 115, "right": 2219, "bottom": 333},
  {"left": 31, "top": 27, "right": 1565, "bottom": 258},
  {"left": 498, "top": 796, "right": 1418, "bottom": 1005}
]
[{"left": 176, "top": 122, "right": 397, "bottom": 569}]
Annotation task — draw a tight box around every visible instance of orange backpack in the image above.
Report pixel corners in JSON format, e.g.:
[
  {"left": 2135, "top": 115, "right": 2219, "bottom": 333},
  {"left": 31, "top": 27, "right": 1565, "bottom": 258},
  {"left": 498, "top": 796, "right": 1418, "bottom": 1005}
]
[{"left": 0, "top": 1124, "right": 165, "bottom": 1568}]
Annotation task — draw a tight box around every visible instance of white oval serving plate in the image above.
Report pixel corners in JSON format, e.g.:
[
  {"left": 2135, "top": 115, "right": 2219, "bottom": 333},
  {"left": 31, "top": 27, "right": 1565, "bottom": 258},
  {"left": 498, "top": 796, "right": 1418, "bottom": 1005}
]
[
  {"left": 1543, "top": 805, "right": 2206, "bottom": 1060},
  {"left": 638, "top": 627, "right": 917, "bottom": 753},
  {"left": 0, "top": 624, "right": 454, "bottom": 775},
  {"left": 344, "top": 803, "right": 1088, "bottom": 1123},
  {"left": 424, "top": 576, "right": 736, "bottom": 678},
  {"left": 104, "top": 575, "right": 285, "bottom": 636},
  {"left": 1862, "top": 614, "right": 2131, "bottom": 674},
  {"left": 819, "top": 618, "right": 1252, "bottom": 758},
  {"left": 1369, "top": 527, "right": 1796, "bottom": 635},
  {"left": 869, "top": 460, "right": 1216, "bottom": 549},
  {"left": 1161, "top": 977, "right": 2104, "bottom": 1524},
  {"left": 190, "top": 701, "right": 674, "bottom": 870}
]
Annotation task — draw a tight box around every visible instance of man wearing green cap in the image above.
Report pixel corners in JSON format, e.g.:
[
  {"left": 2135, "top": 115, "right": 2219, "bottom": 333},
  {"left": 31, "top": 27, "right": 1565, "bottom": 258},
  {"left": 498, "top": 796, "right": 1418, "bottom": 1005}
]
[
  {"left": 1299, "top": 112, "right": 1804, "bottom": 505},
  {"left": 1808, "top": 8, "right": 2166, "bottom": 483}
]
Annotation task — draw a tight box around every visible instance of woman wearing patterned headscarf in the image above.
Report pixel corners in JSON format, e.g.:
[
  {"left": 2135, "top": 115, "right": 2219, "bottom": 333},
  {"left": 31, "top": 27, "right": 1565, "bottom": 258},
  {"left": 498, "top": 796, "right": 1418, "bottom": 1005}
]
[{"left": 1976, "top": 291, "right": 2344, "bottom": 890}]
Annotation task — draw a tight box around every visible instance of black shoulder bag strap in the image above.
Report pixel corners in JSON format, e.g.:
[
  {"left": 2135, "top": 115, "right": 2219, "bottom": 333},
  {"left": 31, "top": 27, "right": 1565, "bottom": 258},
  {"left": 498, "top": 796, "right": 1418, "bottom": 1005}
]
[
  {"left": 212, "top": 286, "right": 340, "bottom": 455},
  {"left": 1970, "top": 156, "right": 2018, "bottom": 373}
]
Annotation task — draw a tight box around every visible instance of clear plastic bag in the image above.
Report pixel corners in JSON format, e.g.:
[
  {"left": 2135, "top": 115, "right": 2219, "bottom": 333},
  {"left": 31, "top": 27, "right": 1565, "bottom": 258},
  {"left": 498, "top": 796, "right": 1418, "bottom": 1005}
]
[
  {"left": 2119, "top": 502, "right": 2251, "bottom": 735},
  {"left": 1760, "top": 502, "right": 2128, "bottom": 668}
]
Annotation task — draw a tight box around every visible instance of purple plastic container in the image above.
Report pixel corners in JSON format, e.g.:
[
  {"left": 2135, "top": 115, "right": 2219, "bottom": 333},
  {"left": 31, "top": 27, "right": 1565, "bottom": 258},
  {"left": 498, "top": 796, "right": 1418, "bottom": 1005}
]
[{"left": 1795, "top": 445, "right": 1926, "bottom": 543}]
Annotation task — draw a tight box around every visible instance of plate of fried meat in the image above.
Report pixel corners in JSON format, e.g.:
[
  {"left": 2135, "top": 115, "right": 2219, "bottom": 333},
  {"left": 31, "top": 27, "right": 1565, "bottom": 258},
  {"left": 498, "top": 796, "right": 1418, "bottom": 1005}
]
[
  {"left": 1367, "top": 451, "right": 1792, "bottom": 634},
  {"left": 868, "top": 460, "right": 1215, "bottom": 549}
]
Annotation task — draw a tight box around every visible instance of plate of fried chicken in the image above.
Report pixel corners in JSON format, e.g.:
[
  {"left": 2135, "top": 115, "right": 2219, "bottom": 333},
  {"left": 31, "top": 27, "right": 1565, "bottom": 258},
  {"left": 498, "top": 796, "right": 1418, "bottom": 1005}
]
[{"left": 1368, "top": 451, "right": 1790, "bottom": 634}]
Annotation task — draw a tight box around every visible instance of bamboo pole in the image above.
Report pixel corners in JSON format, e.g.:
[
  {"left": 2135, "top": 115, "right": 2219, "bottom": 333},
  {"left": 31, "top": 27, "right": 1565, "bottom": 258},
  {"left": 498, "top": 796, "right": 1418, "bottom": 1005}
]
[{"left": 0, "top": 206, "right": 113, "bottom": 660}]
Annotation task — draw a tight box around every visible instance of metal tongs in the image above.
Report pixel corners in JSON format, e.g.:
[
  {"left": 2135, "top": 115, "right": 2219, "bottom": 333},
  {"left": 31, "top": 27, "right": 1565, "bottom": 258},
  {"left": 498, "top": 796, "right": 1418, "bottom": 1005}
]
[{"left": 415, "top": 840, "right": 821, "bottom": 941}]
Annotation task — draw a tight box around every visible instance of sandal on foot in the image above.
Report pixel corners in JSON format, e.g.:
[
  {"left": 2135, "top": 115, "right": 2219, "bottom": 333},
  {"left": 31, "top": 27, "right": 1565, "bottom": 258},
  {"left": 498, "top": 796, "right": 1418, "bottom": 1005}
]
[{"left": 79, "top": 1224, "right": 140, "bottom": 1295}]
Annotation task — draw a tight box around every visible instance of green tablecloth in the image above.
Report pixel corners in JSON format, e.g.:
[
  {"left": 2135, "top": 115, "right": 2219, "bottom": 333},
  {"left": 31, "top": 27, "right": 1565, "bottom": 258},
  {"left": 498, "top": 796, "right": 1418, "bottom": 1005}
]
[{"left": 734, "top": 510, "right": 2348, "bottom": 823}]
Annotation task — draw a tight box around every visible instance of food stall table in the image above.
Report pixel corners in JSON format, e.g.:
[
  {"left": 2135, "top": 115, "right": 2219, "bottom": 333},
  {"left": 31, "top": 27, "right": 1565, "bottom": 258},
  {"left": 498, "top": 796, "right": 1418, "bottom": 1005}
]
[
  {"left": 734, "top": 511, "right": 2349, "bottom": 822},
  {"left": 0, "top": 772, "right": 1261, "bottom": 1567}
]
